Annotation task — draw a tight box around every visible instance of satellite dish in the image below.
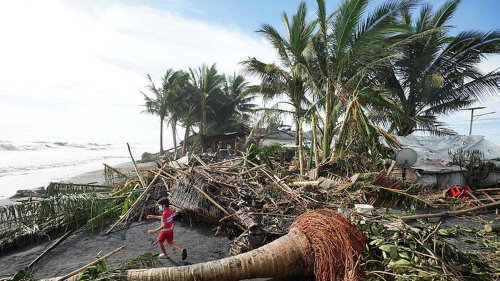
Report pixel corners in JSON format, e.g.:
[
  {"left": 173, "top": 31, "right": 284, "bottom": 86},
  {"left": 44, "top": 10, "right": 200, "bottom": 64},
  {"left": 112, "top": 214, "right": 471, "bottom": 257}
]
[
  {"left": 395, "top": 148, "right": 417, "bottom": 168},
  {"left": 395, "top": 148, "right": 417, "bottom": 180}
]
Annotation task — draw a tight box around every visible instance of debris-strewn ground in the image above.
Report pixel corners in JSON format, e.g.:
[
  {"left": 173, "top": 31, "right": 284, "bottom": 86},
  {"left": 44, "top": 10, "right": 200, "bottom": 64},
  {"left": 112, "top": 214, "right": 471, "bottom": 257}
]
[
  {"left": 0, "top": 220, "right": 229, "bottom": 279},
  {"left": 1, "top": 155, "right": 498, "bottom": 280}
]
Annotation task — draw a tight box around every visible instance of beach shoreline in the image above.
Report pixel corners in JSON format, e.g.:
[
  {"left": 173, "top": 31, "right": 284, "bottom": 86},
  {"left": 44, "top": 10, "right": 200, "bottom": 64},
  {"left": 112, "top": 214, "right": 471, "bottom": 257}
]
[
  {"left": 0, "top": 160, "right": 275, "bottom": 281},
  {"left": 0, "top": 160, "right": 157, "bottom": 206}
]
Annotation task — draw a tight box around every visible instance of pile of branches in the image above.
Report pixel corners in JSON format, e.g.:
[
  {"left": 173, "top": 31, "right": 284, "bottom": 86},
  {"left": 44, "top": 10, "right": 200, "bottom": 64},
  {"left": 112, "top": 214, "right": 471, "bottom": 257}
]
[
  {"left": 121, "top": 155, "right": 326, "bottom": 254},
  {"left": 113, "top": 154, "right": 498, "bottom": 280},
  {"left": 3, "top": 149, "right": 498, "bottom": 280},
  {"left": 358, "top": 214, "right": 498, "bottom": 280}
]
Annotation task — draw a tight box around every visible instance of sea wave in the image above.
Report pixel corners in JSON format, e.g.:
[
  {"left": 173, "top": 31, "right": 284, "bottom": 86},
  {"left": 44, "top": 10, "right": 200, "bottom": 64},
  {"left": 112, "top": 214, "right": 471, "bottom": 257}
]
[
  {"left": 0, "top": 141, "right": 112, "bottom": 151},
  {"left": 0, "top": 154, "right": 128, "bottom": 177}
]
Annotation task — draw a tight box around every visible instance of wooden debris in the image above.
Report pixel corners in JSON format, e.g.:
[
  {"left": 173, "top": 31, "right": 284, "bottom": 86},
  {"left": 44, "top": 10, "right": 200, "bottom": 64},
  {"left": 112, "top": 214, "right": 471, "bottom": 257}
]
[
  {"left": 43, "top": 245, "right": 125, "bottom": 281},
  {"left": 27, "top": 231, "right": 74, "bottom": 269},
  {"left": 400, "top": 201, "right": 500, "bottom": 221}
]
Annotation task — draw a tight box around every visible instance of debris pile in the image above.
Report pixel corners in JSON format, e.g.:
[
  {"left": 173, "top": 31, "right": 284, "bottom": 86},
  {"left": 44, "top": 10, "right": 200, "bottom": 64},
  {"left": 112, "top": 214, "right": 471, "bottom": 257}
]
[{"left": 1, "top": 150, "right": 499, "bottom": 280}]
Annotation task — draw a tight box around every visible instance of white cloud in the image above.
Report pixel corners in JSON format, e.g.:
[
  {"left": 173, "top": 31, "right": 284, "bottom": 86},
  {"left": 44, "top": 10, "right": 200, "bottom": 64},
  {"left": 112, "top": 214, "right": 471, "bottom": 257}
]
[{"left": 0, "top": 0, "right": 275, "bottom": 144}]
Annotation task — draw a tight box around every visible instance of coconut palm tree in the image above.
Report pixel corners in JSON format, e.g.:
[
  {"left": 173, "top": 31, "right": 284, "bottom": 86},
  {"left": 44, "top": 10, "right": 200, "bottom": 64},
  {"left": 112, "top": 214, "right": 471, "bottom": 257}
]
[
  {"left": 206, "top": 74, "right": 257, "bottom": 133},
  {"left": 189, "top": 64, "right": 226, "bottom": 149},
  {"left": 224, "top": 74, "right": 257, "bottom": 124},
  {"left": 162, "top": 70, "right": 191, "bottom": 158},
  {"left": 308, "top": 0, "right": 417, "bottom": 159},
  {"left": 372, "top": 0, "right": 500, "bottom": 136},
  {"left": 242, "top": 2, "right": 316, "bottom": 175},
  {"left": 141, "top": 73, "right": 169, "bottom": 155}
]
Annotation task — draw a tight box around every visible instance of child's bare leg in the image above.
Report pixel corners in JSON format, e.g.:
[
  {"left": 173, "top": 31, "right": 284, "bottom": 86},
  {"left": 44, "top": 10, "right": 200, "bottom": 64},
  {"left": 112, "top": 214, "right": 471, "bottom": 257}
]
[
  {"left": 159, "top": 242, "right": 168, "bottom": 256},
  {"left": 169, "top": 243, "right": 183, "bottom": 252}
]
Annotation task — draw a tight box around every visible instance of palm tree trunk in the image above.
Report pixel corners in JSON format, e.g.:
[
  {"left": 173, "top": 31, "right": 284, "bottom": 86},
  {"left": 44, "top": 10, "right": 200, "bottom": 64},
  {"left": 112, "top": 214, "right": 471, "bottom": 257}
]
[
  {"left": 322, "top": 80, "right": 331, "bottom": 160},
  {"left": 201, "top": 103, "right": 206, "bottom": 152},
  {"left": 159, "top": 116, "right": 164, "bottom": 155},
  {"left": 312, "top": 114, "right": 320, "bottom": 168},
  {"left": 182, "top": 123, "right": 191, "bottom": 155},
  {"left": 126, "top": 228, "right": 314, "bottom": 281},
  {"left": 296, "top": 117, "right": 305, "bottom": 176},
  {"left": 171, "top": 116, "right": 178, "bottom": 159}
]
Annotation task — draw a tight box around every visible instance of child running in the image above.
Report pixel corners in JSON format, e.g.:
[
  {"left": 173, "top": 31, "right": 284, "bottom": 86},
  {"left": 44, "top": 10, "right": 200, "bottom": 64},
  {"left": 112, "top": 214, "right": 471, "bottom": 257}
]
[{"left": 147, "top": 197, "right": 187, "bottom": 260}]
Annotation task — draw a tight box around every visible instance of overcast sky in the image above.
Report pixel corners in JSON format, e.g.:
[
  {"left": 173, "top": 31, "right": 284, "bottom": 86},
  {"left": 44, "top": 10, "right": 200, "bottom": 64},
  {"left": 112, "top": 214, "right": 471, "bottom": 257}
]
[{"left": 0, "top": 0, "right": 499, "bottom": 146}]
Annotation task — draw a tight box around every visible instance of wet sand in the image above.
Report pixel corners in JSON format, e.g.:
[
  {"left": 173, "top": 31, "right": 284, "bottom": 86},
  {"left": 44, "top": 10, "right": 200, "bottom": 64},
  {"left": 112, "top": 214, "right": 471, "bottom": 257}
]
[{"left": 0, "top": 219, "right": 230, "bottom": 278}]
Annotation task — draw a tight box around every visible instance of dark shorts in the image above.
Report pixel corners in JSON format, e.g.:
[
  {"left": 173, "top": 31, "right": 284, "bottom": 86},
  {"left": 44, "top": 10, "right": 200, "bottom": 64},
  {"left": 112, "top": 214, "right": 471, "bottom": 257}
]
[{"left": 157, "top": 231, "right": 173, "bottom": 244}]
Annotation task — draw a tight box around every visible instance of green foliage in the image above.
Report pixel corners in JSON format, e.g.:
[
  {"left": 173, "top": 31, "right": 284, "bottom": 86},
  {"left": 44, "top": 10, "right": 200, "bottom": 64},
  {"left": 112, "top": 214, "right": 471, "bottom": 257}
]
[
  {"left": 358, "top": 216, "right": 497, "bottom": 280},
  {"left": 79, "top": 260, "right": 108, "bottom": 280},
  {"left": 450, "top": 149, "right": 496, "bottom": 187},
  {"left": 371, "top": 0, "right": 500, "bottom": 136},
  {"left": 75, "top": 252, "right": 161, "bottom": 281},
  {"left": 244, "top": 143, "right": 283, "bottom": 168},
  {"left": 9, "top": 269, "right": 32, "bottom": 281},
  {"left": 0, "top": 189, "right": 124, "bottom": 251},
  {"left": 46, "top": 182, "right": 111, "bottom": 196}
]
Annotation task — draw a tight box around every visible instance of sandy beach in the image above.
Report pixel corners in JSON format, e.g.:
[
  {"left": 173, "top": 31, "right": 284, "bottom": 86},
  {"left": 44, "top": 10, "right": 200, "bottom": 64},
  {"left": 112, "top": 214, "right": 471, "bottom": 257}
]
[
  {"left": 0, "top": 162, "right": 280, "bottom": 280},
  {"left": 0, "top": 161, "right": 156, "bottom": 207}
]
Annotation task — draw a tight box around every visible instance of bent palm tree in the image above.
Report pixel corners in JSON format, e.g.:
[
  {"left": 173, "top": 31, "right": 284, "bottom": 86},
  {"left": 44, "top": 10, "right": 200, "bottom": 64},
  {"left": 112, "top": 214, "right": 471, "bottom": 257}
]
[
  {"left": 373, "top": 0, "right": 500, "bottom": 135},
  {"left": 242, "top": 1, "right": 315, "bottom": 174}
]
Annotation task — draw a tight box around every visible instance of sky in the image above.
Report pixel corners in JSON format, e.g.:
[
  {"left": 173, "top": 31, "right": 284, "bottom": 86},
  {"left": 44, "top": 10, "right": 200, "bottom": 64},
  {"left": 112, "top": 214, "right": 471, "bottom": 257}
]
[{"left": 0, "top": 0, "right": 499, "bottom": 147}]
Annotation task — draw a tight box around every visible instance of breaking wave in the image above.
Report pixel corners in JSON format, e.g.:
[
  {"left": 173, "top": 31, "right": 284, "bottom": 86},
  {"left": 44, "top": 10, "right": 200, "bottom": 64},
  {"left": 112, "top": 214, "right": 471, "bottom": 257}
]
[{"left": 0, "top": 141, "right": 112, "bottom": 151}]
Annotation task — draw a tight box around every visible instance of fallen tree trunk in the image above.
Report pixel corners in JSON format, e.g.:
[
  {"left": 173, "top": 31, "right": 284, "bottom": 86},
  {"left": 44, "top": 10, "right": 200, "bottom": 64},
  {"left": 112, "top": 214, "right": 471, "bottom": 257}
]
[
  {"left": 126, "top": 209, "right": 365, "bottom": 281},
  {"left": 128, "top": 228, "right": 313, "bottom": 281},
  {"left": 400, "top": 201, "right": 500, "bottom": 221}
]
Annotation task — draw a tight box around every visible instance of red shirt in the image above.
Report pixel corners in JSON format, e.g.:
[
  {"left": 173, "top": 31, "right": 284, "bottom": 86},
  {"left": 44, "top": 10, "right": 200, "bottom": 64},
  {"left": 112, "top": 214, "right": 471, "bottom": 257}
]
[{"left": 161, "top": 208, "right": 174, "bottom": 233}]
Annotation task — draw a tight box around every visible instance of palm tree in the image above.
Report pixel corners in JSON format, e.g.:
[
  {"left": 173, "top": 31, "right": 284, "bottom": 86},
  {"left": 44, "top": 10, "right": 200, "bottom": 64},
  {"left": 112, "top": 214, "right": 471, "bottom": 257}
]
[
  {"left": 141, "top": 73, "right": 169, "bottom": 155},
  {"left": 372, "top": 0, "right": 500, "bottom": 135},
  {"left": 189, "top": 64, "right": 226, "bottom": 149},
  {"left": 207, "top": 74, "right": 257, "bottom": 133},
  {"left": 162, "top": 70, "right": 191, "bottom": 158},
  {"left": 308, "top": 0, "right": 416, "bottom": 159},
  {"left": 242, "top": 2, "right": 316, "bottom": 175}
]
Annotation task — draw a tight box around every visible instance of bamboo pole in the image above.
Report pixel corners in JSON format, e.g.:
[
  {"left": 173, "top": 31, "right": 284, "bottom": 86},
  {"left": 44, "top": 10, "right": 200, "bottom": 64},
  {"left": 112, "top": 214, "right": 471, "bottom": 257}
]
[
  {"left": 127, "top": 143, "right": 147, "bottom": 188},
  {"left": 27, "top": 231, "right": 73, "bottom": 268},
  {"left": 103, "top": 163, "right": 129, "bottom": 178},
  {"left": 400, "top": 201, "right": 500, "bottom": 221},
  {"left": 364, "top": 184, "right": 435, "bottom": 208},
  {"left": 192, "top": 186, "right": 231, "bottom": 217}
]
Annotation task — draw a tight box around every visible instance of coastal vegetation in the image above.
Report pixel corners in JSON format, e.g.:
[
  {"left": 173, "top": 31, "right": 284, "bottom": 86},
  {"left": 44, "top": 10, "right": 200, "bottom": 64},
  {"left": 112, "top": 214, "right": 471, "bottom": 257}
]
[
  {"left": 1, "top": 0, "right": 499, "bottom": 280},
  {"left": 142, "top": 0, "right": 499, "bottom": 173}
]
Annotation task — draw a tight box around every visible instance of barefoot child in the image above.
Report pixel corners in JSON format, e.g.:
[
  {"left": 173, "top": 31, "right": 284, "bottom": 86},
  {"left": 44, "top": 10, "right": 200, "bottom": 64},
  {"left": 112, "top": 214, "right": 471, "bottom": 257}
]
[{"left": 147, "top": 197, "right": 187, "bottom": 260}]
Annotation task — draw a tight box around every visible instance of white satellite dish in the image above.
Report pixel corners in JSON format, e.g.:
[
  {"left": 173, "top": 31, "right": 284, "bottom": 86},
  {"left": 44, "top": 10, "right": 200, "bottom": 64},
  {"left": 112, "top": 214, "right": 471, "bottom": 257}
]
[
  {"left": 395, "top": 148, "right": 417, "bottom": 168},
  {"left": 395, "top": 148, "right": 417, "bottom": 180}
]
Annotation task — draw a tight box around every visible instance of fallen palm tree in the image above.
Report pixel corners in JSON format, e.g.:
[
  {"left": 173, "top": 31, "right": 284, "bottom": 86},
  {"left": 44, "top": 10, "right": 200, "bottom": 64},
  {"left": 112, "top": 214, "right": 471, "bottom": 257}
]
[{"left": 126, "top": 209, "right": 366, "bottom": 281}]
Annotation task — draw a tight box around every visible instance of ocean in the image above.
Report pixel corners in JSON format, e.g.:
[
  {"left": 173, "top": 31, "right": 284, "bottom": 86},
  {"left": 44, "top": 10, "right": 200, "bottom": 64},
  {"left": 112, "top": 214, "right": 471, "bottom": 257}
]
[{"left": 0, "top": 140, "right": 158, "bottom": 198}]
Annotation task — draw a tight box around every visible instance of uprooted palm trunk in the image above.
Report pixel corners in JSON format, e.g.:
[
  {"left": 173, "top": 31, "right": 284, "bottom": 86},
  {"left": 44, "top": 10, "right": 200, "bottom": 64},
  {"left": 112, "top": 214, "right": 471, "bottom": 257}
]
[{"left": 126, "top": 209, "right": 366, "bottom": 281}]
